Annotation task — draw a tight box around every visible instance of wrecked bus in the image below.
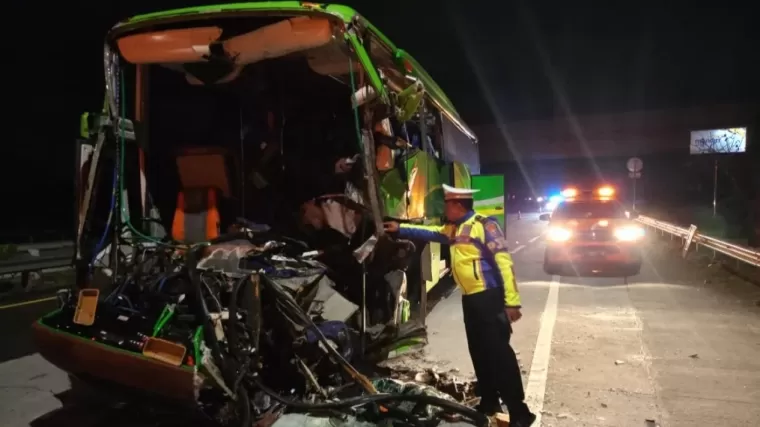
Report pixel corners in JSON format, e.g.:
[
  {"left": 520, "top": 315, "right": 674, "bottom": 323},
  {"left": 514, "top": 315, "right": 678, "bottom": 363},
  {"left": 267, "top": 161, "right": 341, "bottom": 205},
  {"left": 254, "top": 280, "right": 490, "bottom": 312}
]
[{"left": 33, "top": 2, "right": 484, "bottom": 426}]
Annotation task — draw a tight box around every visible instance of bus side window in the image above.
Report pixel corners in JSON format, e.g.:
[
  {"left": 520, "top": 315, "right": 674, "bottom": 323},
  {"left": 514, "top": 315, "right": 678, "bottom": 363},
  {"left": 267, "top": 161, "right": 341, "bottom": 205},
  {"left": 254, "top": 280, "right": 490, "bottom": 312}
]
[
  {"left": 414, "top": 101, "right": 442, "bottom": 159},
  {"left": 429, "top": 109, "right": 444, "bottom": 159}
]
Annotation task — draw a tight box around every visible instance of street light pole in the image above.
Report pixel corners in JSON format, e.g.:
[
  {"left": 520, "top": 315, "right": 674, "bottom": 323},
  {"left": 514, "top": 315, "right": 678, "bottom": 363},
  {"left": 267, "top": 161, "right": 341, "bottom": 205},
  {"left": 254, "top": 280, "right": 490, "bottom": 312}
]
[
  {"left": 713, "top": 159, "right": 718, "bottom": 218},
  {"left": 632, "top": 176, "right": 637, "bottom": 211}
]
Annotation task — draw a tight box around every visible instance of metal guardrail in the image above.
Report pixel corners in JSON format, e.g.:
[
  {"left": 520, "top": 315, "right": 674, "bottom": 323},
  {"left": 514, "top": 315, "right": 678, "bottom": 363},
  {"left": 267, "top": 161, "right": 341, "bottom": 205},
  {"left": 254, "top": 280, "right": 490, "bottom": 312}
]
[
  {"left": 636, "top": 215, "right": 760, "bottom": 267},
  {"left": 0, "top": 240, "right": 73, "bottom": 275},
  {"left": 0, "top": 241, "right": 74, "bottom": 298},
  {"left": 16, "top": 240, "right": 74, "bottom": 252}
]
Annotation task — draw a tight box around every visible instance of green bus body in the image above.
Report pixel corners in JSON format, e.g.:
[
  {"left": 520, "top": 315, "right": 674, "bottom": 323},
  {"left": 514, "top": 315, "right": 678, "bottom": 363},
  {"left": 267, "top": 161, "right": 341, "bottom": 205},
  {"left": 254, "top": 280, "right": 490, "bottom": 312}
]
[
  {"left": 112, "top": 1, "right": 476, "bottom": 143},
  {"left": 472, "top": 175, "right": 507, "bottom": 230}
]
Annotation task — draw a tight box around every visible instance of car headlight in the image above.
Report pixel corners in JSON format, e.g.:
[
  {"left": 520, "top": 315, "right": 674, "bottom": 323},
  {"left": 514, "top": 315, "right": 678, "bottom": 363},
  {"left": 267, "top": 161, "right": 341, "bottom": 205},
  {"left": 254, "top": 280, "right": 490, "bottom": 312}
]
[
  {"left": 614, "top": 225, "right": 645, "bottom": 241},
  {"left": 547, "top": 226, "right": 572, "bottom": 242},
  {"left": 545, "top": 201, "right": 557, "bottom": 211}
]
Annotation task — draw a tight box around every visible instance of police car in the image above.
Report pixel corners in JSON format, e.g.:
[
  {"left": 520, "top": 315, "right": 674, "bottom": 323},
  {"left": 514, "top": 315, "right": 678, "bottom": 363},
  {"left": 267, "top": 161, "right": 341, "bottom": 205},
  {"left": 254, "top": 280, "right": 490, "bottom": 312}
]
[{"left": 539, "top": 186, "right": 644, "bottom": 276}]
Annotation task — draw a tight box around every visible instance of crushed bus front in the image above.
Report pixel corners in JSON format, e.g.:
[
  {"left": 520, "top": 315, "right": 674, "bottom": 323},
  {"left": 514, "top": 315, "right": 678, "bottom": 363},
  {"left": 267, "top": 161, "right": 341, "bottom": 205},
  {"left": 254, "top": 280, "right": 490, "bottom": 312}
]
[{"left": 33, "top": 3, "right": 485, "bottom": 426}]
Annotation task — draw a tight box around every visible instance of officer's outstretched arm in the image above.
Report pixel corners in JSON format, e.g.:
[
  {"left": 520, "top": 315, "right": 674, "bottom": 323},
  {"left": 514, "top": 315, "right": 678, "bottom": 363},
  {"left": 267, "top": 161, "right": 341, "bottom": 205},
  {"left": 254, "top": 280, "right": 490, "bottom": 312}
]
[
  {"left": 397, "top": 223, "right": 452, "bottom": 244},
  {"left": 482, "top": 219, "right": 522, "bottom": 308}
]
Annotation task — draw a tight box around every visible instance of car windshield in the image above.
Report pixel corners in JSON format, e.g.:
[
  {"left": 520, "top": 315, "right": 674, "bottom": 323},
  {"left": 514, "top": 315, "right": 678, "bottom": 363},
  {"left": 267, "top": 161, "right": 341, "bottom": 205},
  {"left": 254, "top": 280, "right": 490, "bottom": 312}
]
[{"left": 553, "top": 201, "right": 625, "bottom": 219}]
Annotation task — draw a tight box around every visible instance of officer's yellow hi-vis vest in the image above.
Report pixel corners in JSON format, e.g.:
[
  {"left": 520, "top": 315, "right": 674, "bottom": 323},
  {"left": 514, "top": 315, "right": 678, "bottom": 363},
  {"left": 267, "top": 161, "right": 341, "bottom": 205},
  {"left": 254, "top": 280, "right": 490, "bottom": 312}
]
[{"left": 397, "top": 212, "right": 521, "bottom": 307}]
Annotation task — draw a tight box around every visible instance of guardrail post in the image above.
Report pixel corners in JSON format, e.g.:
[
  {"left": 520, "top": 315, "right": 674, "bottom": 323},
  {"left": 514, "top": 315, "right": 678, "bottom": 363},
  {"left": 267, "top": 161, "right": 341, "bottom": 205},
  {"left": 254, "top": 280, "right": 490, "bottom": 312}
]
[
  {"left": 24, "top": 271, "right": 41, "bottom": 292},
  {"left": 682, "top": 225, "right": 698, "bottom": 258}
]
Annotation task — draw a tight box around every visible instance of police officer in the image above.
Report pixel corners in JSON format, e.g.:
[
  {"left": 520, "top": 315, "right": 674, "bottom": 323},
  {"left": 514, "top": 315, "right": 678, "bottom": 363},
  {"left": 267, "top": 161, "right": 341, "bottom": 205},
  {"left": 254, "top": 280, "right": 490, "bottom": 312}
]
[{"left": 384, "top": 184, "right": 536, "bottom": 427}]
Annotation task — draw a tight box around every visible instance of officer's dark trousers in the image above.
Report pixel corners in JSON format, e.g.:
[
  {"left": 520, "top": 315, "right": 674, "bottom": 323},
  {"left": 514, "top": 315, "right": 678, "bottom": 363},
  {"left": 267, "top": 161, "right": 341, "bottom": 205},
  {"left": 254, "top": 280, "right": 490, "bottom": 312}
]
[{"left": 462, "top": 287, "right": 530, "bottom": 419}]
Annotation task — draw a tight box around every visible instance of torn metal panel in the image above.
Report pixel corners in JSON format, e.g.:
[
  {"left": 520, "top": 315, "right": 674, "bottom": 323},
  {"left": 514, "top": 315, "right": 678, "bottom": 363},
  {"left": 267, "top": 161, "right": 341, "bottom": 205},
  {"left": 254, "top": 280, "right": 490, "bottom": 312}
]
[
  {"left": 307, "top": 278, "right": 359, "bottom": 323},
  {"left": 196, "top": 241, "right": 258, "bottom": 277},
  {"left": 360, "top": 125, "right": 386, "bottom": 238},
  {"left": 321, "top": 199, "right": 359, "bottom": 238},
  {"left": 353, "top": 235, "right": 378, "bottom": 263}
]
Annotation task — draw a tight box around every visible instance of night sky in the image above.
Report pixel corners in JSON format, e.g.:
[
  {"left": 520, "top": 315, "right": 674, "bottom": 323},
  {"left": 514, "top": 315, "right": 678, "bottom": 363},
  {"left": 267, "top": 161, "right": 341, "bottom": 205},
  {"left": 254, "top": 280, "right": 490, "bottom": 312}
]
[{"left": 5, "top": 0, "right": 759, "bottom": 238}]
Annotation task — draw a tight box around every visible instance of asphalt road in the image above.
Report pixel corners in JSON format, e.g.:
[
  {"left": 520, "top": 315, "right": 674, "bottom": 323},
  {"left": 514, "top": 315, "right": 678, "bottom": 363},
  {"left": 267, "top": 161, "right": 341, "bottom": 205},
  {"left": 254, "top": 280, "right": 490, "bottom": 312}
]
[
  {"left": 422, "top": 213, "right": 760, "bottom": 426},
  {"left": 2, "top": 213, "right": 760, "bottom": 426}
]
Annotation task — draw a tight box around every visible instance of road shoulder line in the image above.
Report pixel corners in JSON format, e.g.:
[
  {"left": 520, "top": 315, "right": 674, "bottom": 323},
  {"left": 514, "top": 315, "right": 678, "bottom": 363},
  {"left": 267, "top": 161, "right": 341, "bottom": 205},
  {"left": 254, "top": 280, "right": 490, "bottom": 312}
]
[
  {"left": 524, "top": 275, "right": 560, "bottom": 424},
  {"left": 0, "top": 296, "right": 57, "bottom": 310}
]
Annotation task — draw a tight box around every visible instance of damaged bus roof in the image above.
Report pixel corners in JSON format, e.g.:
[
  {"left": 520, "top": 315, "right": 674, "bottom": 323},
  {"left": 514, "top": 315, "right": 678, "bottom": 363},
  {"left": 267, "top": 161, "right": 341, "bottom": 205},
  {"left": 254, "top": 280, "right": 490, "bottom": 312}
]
[{"left": 111, "top": 1, "right": 477, "bottom": 142}]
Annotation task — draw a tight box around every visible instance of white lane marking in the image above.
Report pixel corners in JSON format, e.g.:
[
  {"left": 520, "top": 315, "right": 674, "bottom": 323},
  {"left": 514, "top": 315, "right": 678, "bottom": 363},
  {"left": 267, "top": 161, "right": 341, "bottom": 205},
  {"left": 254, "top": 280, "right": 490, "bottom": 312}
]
[
  {"left": 511, "top": 245, "right": 526, "bottom": 254},
  {"left": 525, "top": 275, "right": 560, "bottom": 425},
  {"left": 529, "top": 235, "right": 541, "bottom": 243}
]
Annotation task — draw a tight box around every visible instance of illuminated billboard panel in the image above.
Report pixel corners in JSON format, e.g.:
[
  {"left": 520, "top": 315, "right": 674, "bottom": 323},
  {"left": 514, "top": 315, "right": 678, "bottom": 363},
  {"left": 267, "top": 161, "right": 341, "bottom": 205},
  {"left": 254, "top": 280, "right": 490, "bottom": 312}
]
[{"left": 690, "top": 127, "right": 747, "bottom": 154}]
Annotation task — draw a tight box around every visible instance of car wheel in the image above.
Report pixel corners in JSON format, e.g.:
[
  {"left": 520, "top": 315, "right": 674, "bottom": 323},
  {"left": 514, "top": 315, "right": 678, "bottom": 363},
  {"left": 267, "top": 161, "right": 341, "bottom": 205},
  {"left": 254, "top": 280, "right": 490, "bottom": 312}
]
[
  {"left": 543, "top": 252, "right": 562, "bottom": 275},
  {"left": 622, "top": 263, "right": 642, "bottom": 276}
]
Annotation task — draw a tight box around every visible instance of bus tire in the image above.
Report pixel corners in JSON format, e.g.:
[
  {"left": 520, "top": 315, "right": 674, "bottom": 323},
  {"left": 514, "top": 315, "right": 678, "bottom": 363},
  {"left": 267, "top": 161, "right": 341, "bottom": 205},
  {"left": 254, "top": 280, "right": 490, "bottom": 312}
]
[{"left": 543, "top": 262, "right": 562, "bottom": 276}]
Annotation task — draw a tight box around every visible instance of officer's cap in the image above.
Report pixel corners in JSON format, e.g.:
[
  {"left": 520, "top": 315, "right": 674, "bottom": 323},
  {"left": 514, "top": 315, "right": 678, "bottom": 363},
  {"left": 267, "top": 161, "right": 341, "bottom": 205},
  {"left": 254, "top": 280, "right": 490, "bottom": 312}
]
[{"left": 443, "top": 184, "right": 480, "bottom": 201}]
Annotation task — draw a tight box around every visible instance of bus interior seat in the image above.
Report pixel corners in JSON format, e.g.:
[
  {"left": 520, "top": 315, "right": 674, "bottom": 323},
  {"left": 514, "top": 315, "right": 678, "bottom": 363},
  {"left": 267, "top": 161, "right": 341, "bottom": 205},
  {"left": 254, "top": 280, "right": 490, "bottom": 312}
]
[
  {"left": 175, "top": 148, "right": 231, "bottom": 197},
  {"left": 172, "top": 147, "right": 230, "bottom": 243},
  {"left": 171, "top": 187, "right": 221, "bottom": 243}
]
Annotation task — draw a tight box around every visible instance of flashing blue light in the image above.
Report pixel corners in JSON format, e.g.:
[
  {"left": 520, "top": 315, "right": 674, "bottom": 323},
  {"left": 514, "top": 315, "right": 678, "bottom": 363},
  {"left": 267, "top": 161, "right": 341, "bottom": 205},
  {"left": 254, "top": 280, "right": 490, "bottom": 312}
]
[{"left": 545, "top": 195, "right": 563, "bottom": 212}]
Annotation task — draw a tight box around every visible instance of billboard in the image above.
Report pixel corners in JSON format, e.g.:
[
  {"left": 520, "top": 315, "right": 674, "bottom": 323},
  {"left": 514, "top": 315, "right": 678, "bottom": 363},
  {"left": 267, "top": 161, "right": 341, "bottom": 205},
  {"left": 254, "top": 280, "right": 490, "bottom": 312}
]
[{"left": 690, "top": 127, "right": 747, "bottom": 154}]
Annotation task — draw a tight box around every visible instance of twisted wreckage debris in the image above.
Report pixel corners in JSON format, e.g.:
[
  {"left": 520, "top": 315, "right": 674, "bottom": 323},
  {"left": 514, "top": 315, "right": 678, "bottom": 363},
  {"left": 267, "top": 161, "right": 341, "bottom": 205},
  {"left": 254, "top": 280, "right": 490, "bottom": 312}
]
[
  {"left": 263, "top": 365, "right": 482, "bottom": 427},
  {"left": 34, "top": 228, "right": 487, "bottom": 427},
  {"left": 385, "top": 365, "right": 478, "bottom": 403}
]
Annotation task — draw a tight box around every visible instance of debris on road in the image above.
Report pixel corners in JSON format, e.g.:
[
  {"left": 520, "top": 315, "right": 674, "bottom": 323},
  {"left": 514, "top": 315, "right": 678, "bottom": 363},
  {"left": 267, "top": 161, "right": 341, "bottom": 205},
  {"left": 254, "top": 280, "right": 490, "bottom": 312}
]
[
  {"left": 493, "top": 412, "right": 510, "bottom": 427},
  {"left": 382, "top": 365, "right": 478, "bottom": 402},
  {"left": 614, "top": 360, "right": 626, "bottom": 365}
]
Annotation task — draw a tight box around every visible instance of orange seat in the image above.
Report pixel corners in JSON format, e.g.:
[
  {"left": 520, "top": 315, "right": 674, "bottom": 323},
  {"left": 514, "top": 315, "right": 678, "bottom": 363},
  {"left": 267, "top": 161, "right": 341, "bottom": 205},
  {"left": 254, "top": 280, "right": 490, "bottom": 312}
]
[{"left": 171, "top": 188, "right": 220, "bottom": 243}]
